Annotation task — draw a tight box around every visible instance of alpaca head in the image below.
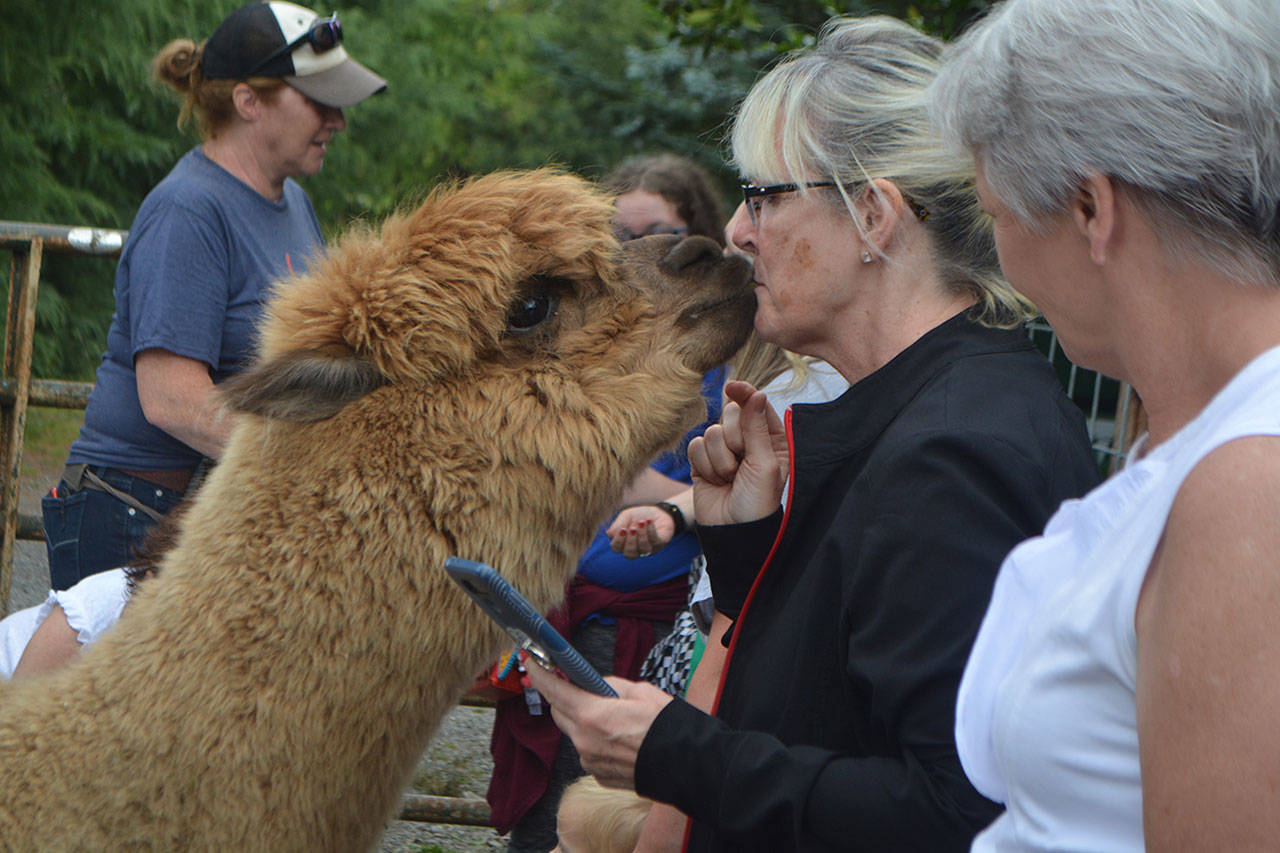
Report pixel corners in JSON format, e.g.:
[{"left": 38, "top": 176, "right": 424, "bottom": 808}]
[
  {"left": 225, "top": 169, "right": 753, "bottom": 424},
  {"left": 216, "top": 169, "right": 754, "bottom": 597}
]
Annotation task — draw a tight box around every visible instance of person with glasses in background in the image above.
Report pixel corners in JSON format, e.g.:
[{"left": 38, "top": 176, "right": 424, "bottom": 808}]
[
  {"left": 607, "top": 153, "right": 724, "bottom": 244},
  {"left": 41, "top": 1, "right": 385, "bottom": 591},
  {"left": 524, "top": 16, "right": 1099, "bottom": 852}
]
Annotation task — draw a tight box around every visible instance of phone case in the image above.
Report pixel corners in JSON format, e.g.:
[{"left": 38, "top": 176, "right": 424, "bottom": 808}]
[{"left": 444, "top": 557, "right": 618, "bottom": 697}]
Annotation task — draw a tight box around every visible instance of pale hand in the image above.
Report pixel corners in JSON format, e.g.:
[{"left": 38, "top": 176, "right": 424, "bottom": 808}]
[
  {"left": 687, "top": 380, "right": 789, "bottom": 527},
  {"left": 607, "top": 507, "right": 675, "bottom": 558},
  {"left": 523, "top": 661, "right": 673, "bottom": 791}
]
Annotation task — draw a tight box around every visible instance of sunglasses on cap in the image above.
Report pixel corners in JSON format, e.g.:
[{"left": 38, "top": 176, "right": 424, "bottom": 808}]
[{"left": 246, "top": 12, "right": 343, "bottom": 77}]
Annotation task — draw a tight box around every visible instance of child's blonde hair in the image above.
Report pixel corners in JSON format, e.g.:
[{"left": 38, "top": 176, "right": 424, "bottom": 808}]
[{"left": 554, "top": 776, "right": 653, "bottom": 853}]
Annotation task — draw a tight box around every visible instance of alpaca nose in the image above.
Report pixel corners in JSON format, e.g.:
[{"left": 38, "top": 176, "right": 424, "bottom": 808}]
[{"left": 658, "top": 235, "right": 725, "bottom": 276}]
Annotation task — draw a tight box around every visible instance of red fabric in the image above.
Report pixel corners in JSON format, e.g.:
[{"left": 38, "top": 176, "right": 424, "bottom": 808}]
[{"left": 486, "top": 575, "right": 688, "bottom": 832}]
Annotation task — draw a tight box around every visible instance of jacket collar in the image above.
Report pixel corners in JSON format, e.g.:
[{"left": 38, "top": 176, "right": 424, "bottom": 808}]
[{"left": 789, "top": 310, "right": 1034, "bottom": 465}]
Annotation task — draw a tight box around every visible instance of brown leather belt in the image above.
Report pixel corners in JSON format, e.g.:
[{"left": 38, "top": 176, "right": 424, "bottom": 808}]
[{"left": 116, "top": 467, "right": 194, "bottom": 493}]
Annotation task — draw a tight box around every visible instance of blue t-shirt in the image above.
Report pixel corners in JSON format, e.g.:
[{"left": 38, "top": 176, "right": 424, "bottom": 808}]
[
  {"left": 69, "top": 148, "right": 324, "bottom": 470},
  {"left": 576, "top": 365, "right": 727, "bottom": 592}
]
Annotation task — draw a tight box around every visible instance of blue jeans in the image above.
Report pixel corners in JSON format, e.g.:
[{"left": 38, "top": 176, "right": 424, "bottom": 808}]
[{"left": 41, "top": 466, "right": 185, "bottom": 591}]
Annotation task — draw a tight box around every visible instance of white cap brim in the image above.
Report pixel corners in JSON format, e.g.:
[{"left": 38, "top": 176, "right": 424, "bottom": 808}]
[{"left": 286, "top": 57, "right": 387, "bottom": 108}]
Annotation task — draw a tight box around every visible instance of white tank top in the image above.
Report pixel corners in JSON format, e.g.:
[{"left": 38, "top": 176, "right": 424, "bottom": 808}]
[{"left": 956, "top": 344, "right": 1280, "bottom": 852}]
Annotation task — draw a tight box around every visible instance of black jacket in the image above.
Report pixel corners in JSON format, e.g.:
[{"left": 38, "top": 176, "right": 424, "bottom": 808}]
[{"left": 635, "top": 313, "right": 1102, "bottom": 852}]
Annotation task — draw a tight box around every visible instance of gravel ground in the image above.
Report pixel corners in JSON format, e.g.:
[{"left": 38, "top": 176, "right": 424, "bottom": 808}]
[
  {"left": 9, "top": 477, "right": 509, "bottom": 853},
  {"left": 380, "top": 705, "right": 508, "bottom": 852}
]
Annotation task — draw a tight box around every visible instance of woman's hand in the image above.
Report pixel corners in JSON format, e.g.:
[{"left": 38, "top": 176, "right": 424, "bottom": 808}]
[
  {"left": 523, "top": 661, "right": 673, "bottom": 791},
  {"left": 607, "top": 507, "right": 673, "bottom": 558},
  {"left": 688, "top": 380, "right": 789, "bottom": 527}
]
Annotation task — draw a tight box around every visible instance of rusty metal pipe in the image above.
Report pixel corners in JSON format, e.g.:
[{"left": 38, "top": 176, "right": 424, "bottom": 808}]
[{"left": 0, "top": 221, "right": 126, "bottom": 256}]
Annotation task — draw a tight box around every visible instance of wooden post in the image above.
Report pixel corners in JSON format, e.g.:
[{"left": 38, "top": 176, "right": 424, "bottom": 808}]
[{"left": 0, "top": 238, "right": 41, "bottom": 616}]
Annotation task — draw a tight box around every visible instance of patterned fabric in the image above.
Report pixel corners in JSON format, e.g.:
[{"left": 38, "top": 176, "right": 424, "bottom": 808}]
[
  {"left": 642, "top": 609, "right": 702, "bottom": 697},
  {"left": 642, "top": 558, "right": 707, "bottom": 696}
]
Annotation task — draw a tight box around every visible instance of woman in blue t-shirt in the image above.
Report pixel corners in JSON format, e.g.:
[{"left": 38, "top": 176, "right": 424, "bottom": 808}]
[{"left": 42, "top": 1, "right": 386, "bottom": 590}]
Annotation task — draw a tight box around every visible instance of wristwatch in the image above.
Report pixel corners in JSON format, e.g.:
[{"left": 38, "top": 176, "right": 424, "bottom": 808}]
[{"left": 654, "top": 501, "right": 688, "bottom": 535}]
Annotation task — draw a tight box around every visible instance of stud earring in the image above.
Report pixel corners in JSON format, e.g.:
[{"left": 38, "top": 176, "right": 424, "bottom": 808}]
[{"left": 861, "top": 250, "right": 872, "bottom": 264}]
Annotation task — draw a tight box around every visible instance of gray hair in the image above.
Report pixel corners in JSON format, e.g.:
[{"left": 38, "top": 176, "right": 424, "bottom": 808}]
[
  {"left": 928, "top": 0, "right": 1280, "bottom": 286},
  {"left": 729, "top": 15, "right": 1036, "bottom": 326}
]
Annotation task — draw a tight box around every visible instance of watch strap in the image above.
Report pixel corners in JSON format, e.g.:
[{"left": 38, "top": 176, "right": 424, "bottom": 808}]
[{"left": 654, "top": 501, "right": 688, "bottom": 535}]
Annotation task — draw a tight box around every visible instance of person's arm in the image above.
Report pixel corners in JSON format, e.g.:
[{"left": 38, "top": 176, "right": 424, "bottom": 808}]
[
  {"left": 633, "top": 611, "right": 732, "bottom": 852},
  {"left": 1136, "top": 436, "right": 1280, "bottom": 849},
  {"left": 135, "top": 348, "right": 236, "bottom": 459},
  {"left": 11, "top": 605, "right": 82, "bottom": 680},
  {"left": 618, "top": 468, "right": 688, "bottom": 507},
  {"left": 535, "top": 402, "right": 1018, "bottom": 848}
]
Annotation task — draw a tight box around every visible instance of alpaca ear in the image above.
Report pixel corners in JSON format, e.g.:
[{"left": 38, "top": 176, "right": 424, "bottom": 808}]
[{"left": 220, "top": 349, "right": 387, "bottom": 422}]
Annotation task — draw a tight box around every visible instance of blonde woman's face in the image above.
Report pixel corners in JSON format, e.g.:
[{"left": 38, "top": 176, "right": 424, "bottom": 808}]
[{"left": 727, "top": 189, "right": 863, "bottom": 356}]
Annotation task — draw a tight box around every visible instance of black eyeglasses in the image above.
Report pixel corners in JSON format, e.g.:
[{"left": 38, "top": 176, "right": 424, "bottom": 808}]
[
  {"left": 247, "top": 13, "right": 343, "bottom": 77},
  {"left": 613, "top": 224, "right": 691, "bottom": 242},
  {"left": 741, "top": 181, "right": 930, "bottom": 225}
]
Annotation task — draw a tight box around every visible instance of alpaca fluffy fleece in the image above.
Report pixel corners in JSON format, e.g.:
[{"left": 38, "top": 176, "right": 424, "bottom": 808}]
[{"left": 0, "top": 170, "right": 754, "bottom": 851}]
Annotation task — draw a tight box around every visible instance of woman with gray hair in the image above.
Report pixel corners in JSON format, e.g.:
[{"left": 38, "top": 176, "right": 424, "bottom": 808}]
[
  {"left": 525, "top": 15, "right": 1099, "bottom": 851},
  {"left": 928, "top": 0, "right": 1280, "bottom": 849}
]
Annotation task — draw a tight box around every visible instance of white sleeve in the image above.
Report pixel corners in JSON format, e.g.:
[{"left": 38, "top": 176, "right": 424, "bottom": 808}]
[{"left": 51, "top": 568, "right": 131, "bottom": 646}]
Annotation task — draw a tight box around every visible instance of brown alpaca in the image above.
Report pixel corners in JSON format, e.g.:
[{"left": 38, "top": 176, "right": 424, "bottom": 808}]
[{"left": 0, "top": 170, "right": 753, "bottom": 851}]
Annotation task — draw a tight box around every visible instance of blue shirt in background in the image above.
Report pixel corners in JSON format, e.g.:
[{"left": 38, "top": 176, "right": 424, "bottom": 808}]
[{"left": 69, "top": 148, "right": 324, "bottom": 471}]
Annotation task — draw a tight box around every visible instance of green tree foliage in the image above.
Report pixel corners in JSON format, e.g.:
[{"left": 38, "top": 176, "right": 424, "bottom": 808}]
[
  {"left": 1, "top": 0, "right": 225, "bottom": 380},
  {"left": 3, "top": 0, "right": 989, "bottom": 381}
]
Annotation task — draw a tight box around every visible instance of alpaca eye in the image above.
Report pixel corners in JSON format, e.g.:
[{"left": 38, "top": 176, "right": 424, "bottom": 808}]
[{"left": 506, "top": 293, "right": 558, "bottom": 334}]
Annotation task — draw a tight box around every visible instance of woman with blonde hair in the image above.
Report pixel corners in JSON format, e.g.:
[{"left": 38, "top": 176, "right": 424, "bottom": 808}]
[
  {"left": 42, "top": 1, "right": 384, "bottom": 591},
  {"left": 527, "top": 15, "right": 1099, "bottom": 851}
]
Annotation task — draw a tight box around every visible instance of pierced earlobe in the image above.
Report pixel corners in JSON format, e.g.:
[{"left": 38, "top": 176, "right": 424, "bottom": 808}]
[{"left": 861, "top": 250, "right": 873, "bottom": 264}]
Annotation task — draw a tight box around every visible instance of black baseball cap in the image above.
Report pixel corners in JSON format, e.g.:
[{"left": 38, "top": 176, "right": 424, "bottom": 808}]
[{"left": 202, "top": 1, "right": 387, "bottom": 108}]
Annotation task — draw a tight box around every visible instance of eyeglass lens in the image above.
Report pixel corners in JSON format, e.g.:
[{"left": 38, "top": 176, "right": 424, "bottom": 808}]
[
  {"left": 741, "top": 181, "right": 928, "bottom": 225},
  {"left": 614, "top": 225, "right": 690, "bottom": 242}
]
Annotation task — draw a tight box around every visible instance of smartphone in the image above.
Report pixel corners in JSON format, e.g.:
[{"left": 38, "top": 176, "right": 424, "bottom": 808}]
[{"left": 444, "top": 556, "right": 618, "bottom": 697}]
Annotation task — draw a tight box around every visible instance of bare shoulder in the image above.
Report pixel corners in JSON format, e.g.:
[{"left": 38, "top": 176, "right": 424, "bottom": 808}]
[
  {"left": 1144, "top": 435, "right": 1280, "bottom": 625},
  {"left": 1165, "top": 434, "right": 1280, "bottom": 562}
]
